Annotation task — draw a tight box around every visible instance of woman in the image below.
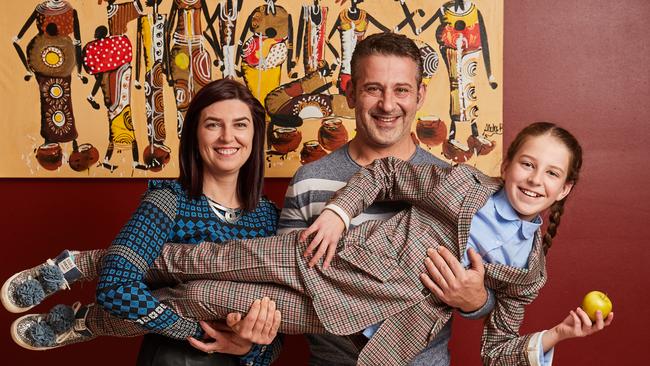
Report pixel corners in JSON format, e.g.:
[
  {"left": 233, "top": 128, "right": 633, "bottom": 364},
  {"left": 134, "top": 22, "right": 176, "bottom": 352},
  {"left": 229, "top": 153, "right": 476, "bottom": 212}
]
[{"left": 3, "top": 79, "right": 282, "bottom": 365}]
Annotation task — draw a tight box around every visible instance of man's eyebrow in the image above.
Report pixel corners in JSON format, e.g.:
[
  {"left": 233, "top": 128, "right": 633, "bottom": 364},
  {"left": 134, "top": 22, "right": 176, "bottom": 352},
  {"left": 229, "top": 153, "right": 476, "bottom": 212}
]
[{"left": 360, "top": 82, "right": 414, "bottom": 88}]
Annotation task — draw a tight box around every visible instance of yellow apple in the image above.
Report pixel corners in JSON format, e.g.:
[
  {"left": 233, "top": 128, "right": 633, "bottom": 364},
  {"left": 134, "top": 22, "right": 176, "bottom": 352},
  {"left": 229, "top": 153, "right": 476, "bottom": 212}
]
[{"left": 581, "top": 291, "right": 612, "bottom": 322}]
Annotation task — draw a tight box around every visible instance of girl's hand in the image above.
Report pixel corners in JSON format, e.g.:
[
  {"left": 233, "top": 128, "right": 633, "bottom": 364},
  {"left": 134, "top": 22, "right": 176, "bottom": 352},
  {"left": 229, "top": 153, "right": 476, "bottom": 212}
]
[
  {"left": 300, "top": 209, "right": 345, "bottom": 269},
  {"left": 551, "top": 307, "right": 614, "bottom": 342},
  {"left": 225, "top": 297, "right": 281, "bottom": 346},
  {"left": 542, "top": 307, "right": 614, "bottom": 352},
  {"left": 188, "top": 297, "right": 281, "bottom": 355}
]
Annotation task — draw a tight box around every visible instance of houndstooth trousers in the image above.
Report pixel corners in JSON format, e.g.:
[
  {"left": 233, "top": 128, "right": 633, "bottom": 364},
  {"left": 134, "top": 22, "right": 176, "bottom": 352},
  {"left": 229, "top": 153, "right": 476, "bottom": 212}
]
[{"left": 73, "top": 231, "right": 327, "bottom": 338}]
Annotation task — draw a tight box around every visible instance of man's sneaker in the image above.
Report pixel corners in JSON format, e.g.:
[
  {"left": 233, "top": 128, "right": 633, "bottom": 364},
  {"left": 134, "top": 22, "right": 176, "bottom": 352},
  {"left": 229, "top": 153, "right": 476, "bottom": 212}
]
[
  {"left": 1, "top": 250, "right": 82, "bottom": 313},
  {"left": 11, "top": 302, "right": 94, "bottom": 351}
]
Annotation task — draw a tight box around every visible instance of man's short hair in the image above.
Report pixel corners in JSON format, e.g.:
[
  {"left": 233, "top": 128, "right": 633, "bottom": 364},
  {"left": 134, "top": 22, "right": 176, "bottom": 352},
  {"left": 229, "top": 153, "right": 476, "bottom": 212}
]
[{"left": 350, "top": 32, "right": 423, "bottom": 87}]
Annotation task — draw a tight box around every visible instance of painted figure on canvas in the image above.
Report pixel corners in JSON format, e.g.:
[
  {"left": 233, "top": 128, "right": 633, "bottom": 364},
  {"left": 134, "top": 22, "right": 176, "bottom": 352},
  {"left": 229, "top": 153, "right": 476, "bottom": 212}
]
[
  {"left": 327, "top": 0, "right": 390, "bottom": 95},
  {"left": 13, "top": 0, "right": 99, "bottom": 172},
  {"left": 165, "top": 0, "right": 219, "bottom": 137},
  {"left": 295, "top": 0, "right": 330, "bottom": 75},
  {"left": 135, "top": 0, "right": 170, "bottom": 171},
  {"left": 85, "top": 0, "right": 149, "bottom": 171},
  {"left": 236, "top": 0, "right": 296, "bottom": 105},
  {"left": 213, "top": 0, "right": 244, "bottom": 79},
  {"left": 417, "top": 0, "right": 498, "bottom": 162}
]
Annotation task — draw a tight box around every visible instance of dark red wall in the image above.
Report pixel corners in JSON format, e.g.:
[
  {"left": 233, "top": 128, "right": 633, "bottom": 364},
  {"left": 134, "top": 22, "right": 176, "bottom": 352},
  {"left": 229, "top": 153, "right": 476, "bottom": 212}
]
[{"left": 2, "top": 1, "right": 648, "bottom": 364}]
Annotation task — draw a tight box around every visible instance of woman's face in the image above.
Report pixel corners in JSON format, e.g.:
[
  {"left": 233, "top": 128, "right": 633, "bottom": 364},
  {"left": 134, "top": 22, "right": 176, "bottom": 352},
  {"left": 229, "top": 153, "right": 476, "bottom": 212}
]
[{"left": 197, "top": 99, "right": 255, "bottom": 179}]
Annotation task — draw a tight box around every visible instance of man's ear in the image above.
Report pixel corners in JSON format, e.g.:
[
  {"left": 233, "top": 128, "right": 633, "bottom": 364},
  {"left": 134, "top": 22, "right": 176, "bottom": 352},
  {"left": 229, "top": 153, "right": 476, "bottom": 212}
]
[
  {"left": 416, "top": 82, "right": 427, "bottom": 110},
  {"left": 345, "top": 81, "right": 356, "bottom": 108}
]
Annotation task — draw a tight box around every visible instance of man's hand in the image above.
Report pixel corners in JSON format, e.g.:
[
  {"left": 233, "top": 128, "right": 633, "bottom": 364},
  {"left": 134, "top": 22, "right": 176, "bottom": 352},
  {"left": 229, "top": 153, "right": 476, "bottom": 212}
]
[
  {"left": 419, "top": 246, "right": 487, "bottom": 313},
  {"left": 188, "top": 297, "right": 282, "bottom": 355}
]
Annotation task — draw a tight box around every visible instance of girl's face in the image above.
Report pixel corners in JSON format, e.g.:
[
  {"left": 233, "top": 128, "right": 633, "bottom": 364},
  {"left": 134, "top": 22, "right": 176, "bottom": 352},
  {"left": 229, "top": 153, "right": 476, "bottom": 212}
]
[
  {"left": 501, "top": 133, "right": 574, "bottom": 221},
  {"left": 197, "top": 99, "right": 254, "bottom": 179}
]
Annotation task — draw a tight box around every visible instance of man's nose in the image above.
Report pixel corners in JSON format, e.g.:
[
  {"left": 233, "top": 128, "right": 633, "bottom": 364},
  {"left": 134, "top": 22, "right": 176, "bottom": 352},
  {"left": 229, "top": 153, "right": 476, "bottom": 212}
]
[{"left": 378, "top": 90, "right": 396, "bottom": 113}]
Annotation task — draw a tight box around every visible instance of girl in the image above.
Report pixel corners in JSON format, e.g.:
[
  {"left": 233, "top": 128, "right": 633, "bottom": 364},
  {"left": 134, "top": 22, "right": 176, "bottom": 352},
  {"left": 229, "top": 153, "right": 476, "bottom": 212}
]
[{"left": 4, "top": 122, "right": 612, "bottom": 365}]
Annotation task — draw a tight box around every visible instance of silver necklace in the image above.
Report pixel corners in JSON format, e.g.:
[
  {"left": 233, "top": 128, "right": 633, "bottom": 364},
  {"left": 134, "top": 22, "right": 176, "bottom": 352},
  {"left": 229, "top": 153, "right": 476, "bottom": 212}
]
[{"left": 207, "top": 197, "right": 242, "bottom": 224}]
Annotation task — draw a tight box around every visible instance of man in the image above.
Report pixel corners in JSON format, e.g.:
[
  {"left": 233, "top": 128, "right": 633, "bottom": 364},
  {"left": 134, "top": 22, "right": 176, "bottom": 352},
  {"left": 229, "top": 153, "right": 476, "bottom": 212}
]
[{"left": 278, "top": 32, "right": 494, "bottom": 365}]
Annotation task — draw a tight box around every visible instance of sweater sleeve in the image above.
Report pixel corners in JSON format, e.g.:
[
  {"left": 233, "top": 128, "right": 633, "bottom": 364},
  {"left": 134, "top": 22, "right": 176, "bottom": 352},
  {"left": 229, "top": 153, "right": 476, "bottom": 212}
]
[
  {"left": 327, "top": 156, "right": 452, "bottom": 221},
  {"left": 96, "top": 187, "right": 202, "bottom": 340}
]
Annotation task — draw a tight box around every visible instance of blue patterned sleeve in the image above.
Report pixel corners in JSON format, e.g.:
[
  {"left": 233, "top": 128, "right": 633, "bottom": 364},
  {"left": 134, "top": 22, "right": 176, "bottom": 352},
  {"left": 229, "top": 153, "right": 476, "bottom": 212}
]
[
  {"left": 239, "top": 336, "right": 284, "bottom": 366},
  {"left": 96, "top": 187, "right": 203, "bottom": 340}
]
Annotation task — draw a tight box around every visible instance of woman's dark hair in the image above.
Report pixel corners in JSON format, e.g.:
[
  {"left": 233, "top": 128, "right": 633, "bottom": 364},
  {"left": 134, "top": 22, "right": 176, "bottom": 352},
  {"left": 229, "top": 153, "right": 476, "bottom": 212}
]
[
  {"left": 505, "top": 121, "right": 583, "bottom": 254},
  {"left": 178, "top": 79, "right": 266, "bottom": 212}
]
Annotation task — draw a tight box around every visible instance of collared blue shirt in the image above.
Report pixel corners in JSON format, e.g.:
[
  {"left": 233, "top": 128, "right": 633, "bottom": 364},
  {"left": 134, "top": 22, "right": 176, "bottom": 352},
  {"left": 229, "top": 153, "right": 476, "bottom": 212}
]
[
  {"left": 461, "top": 188, "right": 542, "bottom": 269},
  {"left": 461, "top": 188, "right": 551, "bottom": 365}
]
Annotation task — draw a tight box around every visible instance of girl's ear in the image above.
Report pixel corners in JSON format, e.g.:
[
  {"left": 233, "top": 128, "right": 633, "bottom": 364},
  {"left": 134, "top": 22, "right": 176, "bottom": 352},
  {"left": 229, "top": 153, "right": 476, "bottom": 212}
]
[
  {"left": 557, "top": 181, "right": 574, "bottom": 202},
  {"left": 500, "top": 160, "right": 509, "bottom": 179}
]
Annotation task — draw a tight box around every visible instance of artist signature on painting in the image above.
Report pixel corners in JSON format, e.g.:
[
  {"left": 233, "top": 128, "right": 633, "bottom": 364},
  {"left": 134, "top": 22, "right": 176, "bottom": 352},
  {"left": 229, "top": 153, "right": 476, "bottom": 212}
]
[{"left": 483, "top": 123, "right": 503, "bottom": 137}]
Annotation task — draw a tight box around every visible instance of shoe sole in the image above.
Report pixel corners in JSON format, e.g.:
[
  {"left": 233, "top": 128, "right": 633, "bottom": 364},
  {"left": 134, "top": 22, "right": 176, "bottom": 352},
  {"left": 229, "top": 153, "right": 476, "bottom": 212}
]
[{"left": 1, "top": 271, "right": 36, "bottom": 314}]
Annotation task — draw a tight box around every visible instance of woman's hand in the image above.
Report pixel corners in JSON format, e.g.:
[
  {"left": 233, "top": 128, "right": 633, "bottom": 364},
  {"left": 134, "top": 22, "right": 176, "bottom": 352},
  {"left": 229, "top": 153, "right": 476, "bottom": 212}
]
[
  {"left": 188, "top": 297, "right": 281, "bottom": 355},
  {"left": 542, "top": 307, "right": 614, "bottom": 352},
  {"left": 300, "top": 209, "right": 345, "bottom": 269}
]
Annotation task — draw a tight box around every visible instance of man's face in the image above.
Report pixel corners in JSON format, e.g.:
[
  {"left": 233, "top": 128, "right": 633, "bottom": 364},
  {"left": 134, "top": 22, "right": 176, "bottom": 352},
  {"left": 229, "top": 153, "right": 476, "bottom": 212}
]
[{"left": 346, "top": 54, "right": 426, "bottom": 149}]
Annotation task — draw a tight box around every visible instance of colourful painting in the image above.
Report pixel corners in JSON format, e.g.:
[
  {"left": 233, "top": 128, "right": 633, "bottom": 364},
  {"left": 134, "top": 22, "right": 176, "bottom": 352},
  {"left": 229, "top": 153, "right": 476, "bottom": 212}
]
[{"left": 0, "top": 0, "right": 503, "bottom": 178}]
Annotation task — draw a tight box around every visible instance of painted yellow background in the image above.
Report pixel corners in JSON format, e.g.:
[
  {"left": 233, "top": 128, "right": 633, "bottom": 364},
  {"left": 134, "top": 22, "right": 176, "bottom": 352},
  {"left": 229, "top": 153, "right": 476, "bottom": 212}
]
[{"left": 0, "top": 0, "right": 502, "bottom": 178}]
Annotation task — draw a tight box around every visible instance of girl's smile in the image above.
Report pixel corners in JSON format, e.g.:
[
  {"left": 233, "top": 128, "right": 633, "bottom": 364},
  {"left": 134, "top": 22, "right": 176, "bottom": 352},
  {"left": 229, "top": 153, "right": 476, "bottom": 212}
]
[{"left": 501, "top": 133, "right": 574, "bottom": 221}]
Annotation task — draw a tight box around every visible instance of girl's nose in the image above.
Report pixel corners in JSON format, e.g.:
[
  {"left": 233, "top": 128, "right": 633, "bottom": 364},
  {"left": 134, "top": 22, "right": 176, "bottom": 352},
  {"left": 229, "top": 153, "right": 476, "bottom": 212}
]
[{"left": 527, "top": 170, "right": 543, "bottom": 185}]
